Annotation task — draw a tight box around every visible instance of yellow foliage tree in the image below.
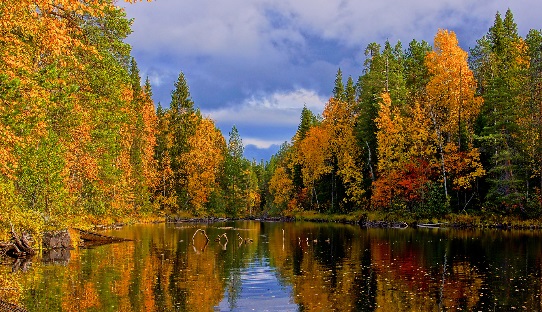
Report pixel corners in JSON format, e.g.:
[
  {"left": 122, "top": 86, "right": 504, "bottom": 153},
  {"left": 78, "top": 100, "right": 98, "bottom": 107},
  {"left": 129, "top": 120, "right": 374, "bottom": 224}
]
[
  {"left": 269, "top": 167, "right": 295, "bottom": 210},
  {"left": 424, "top": 29, "right": 485, "bottom": 196},
  {"left": 321, "top": 98, "right": 365, "bottom": 208},
  {"left": 181, "top": 116, "right": 225, "bottom": 215},
  {"left": 296, "top": 125, "right": 332, "bottom": 209}
]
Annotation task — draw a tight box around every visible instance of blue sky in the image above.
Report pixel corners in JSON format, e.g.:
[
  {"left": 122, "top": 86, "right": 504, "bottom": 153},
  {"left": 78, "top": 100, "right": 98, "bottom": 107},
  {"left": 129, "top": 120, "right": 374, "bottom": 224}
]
[{"left": 120, "top": 0, "right": 542, "bottom": 161}]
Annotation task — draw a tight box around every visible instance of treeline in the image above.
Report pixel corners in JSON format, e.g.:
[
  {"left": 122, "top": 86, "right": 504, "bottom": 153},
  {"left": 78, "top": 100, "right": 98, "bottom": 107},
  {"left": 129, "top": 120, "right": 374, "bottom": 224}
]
[
  {"left": 1, "top": 2, "right": 541, "bottom": 236},
  {"left": 0, "top": 0, "right": 265, "bottom": 235},
  {"left": 0, "top": 0, "right": 162, "bottom": 234},
  {"left": 266, "top": 9, "right": 542, "bottom": 218},
  {"left": 153, "top": 73, "right": 261, "bottom": 217}
]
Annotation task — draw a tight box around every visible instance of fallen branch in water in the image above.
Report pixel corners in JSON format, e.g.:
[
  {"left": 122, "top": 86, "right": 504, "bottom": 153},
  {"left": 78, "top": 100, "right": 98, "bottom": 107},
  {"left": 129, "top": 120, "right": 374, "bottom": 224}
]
[{"left": 74, "top": 228, "right": 132, "bottom": 248}]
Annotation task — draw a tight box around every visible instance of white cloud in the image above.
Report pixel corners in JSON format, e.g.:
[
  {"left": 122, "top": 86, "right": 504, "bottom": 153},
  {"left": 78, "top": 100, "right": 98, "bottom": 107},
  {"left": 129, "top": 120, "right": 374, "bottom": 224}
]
[
  {"left": 243, "top": 138, "right": 284, "bottom": 149},
  {"left": 120, "top": 0, "right": 542, "bottom": 160},
  {"left": 123, "top": 0, "right": 542, "bottom": 63},
  {"left": 202, "top": 88, "right": 327, "bottom": 127}
]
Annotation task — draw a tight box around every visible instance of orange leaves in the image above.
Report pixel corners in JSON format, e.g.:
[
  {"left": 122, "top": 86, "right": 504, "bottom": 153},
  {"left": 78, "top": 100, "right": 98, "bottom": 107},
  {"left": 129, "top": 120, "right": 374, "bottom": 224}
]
[
  {"left": 296, "top": 126, "right": 332, "bottom": 186},
  {"left": 181, "top": 117, "right": 225, "bottom": 214},
  {"left": 425, "top": 29, "right": 484, "bottom": 193},
  {"left": 443, "top": 144, "right": 485, "bottom": 190},
  {"left": 269, "top": 167, "right": 294, "bottom": 209},
  {"left": 141, "top": 92, "right": 159, "bottom": 189},
  {"left": 425, "top": 29, "right": 483, "bottom": 137},
  {"left": 291, "top": 97, "right": 364, "bottom": 209}
]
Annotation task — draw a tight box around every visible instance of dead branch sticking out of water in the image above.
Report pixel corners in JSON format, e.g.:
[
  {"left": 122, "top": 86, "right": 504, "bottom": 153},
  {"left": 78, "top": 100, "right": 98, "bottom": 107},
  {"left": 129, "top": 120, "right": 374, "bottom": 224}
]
[
  {"left": 236, "top": 233, "right": 253, "bottom": 245},
  {"left": 214, "top": 233, "right": 228, "bottom": 243},
  {"left": 191, "top": 229, "right": 210, "bottom": 253},
  {"left": 192, "top": 229, "right": 209, "bottom": 244}
]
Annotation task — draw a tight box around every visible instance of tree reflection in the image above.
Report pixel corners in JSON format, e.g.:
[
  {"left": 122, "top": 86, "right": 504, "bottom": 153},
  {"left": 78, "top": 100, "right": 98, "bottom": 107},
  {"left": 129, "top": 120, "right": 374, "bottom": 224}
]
[{"left": 2, "top": 223, "right": 542, "bottom": 311}]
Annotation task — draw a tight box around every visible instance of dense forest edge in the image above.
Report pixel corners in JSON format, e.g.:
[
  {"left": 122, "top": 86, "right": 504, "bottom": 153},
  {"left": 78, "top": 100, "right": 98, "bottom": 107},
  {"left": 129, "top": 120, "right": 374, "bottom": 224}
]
[{"left": 1, "top": 1, "right": 542, "bottom": 244}]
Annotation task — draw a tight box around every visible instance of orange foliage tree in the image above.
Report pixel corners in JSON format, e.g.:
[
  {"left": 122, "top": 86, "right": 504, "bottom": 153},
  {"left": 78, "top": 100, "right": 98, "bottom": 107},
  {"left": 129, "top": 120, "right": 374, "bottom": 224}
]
[
  {"left": 181, "top": 116, "right": 226, "bottom": 215},
  {"left": 424, "top": 29, "right": 484, "bottom": 198}
]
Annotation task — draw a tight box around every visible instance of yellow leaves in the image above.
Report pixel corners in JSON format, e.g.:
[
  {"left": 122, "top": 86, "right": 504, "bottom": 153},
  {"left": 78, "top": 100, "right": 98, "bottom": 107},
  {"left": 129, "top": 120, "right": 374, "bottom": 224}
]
[
  {"left": 181, "top": 117, "right": 225, "bottom": 214},
  {"left": 425, "top": 29, "right": 482, "bottom": 136},
  {"left": 443, "top": 144, "right": 485, "bottom": 190},
  {"left": 296, "top": 126, "right": 332, "bottom": 186},
  {"left": 141, "top": 95, "right": 159, "bottom": 189},
  {"left": 269, "top": 167, "right": 294, "bottom": 208},
  {"left": 375, "top": 93, "right": 408, "bottom": 172}
]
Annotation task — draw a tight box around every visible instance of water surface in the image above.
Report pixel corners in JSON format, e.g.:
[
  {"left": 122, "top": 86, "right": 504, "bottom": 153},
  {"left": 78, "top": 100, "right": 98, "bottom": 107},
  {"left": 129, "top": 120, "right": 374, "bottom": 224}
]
[{"left": 1, "top": 221, "right": 542, "bottom": 311}]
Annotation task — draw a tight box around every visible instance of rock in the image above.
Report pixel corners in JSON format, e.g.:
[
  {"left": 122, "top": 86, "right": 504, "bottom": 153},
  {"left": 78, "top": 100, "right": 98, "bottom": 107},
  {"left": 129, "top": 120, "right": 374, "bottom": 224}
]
[{"left": 42, "top": 230, "right": 72, "bottom": 249}]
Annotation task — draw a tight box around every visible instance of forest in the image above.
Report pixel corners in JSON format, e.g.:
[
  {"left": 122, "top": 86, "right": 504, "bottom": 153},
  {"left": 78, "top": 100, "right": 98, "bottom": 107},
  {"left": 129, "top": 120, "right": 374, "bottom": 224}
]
[{"left": 1, "top": 0, "right": 542, "bottom": 238}]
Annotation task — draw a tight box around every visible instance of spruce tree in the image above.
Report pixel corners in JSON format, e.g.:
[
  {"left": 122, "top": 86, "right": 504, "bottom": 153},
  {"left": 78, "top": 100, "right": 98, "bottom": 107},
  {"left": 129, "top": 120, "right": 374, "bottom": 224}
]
[
  {"left": 333, "top": 68, "right": 345, "bottom": 101},
  {"left": 224, "top": 126, "right": 247, "bottom": 216},
  {"left": 471, "top": 9, "right": 530, "bottom": 213},
  {"left": 168, "top": 71, "right": 199, "bottom": 211}
]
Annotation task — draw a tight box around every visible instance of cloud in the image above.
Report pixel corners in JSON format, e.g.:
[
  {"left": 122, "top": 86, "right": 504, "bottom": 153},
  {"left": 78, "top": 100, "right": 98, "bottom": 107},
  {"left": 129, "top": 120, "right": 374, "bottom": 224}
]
[
  {"left": 244, "top": 143, "right": 282, "bottom": 162},
  {"left": 243, "top": 138, "right": 285, "bottom": 149},
  {"left": 120, "top": 0, "right": 542, "bottom": 160},
  {"left": 202, "top": 88, "right": 327, "bottom": 127},
  {"left": 123, "top": 0, "right": 542, "bottom": 71}
]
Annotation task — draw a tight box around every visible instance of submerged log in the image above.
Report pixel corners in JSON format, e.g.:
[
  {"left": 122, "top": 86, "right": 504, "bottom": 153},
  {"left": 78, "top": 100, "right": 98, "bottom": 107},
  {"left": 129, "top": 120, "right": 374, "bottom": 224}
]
[{"left": 74, "top": 228, "right": 132, "bottom": 245}]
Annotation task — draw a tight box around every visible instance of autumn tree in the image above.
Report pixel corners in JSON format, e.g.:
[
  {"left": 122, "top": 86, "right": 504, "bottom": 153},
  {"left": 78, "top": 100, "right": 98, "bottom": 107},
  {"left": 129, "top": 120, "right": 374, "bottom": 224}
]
[
  {"left": 0, "top": 0, "right": 161, "bottom": 232},
  {"left": 296, "top": 125, "right": 332, "bottom": 210},
  {"left": 267, "top": 143, "right": 296, "bottom": 213},
  {"left": 289, "top": 106, "right": 320, "bottom": 208},
  {"left": 356, "top": 41, "right": 407, "bottom": 195},
  {"left": 180, "top": 116, "right": 225, "bottom": 215},
  {"left": 424, "top": 29, "right": 484, "bottom": 207},
  {"left": 323, "top": 98, "right": 365, "bottom": 210},
  {"left": 268, "top": 167, "right": 295, "bottom": 212}
]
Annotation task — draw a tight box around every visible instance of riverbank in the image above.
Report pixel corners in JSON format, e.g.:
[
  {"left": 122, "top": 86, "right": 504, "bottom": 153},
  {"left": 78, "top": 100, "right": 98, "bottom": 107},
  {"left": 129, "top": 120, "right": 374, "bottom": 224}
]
[
  {"left": 162, "top": 210, "right": 542, "bottom": 230},
  {"left": 290, "top": 210, "right": 542, "bottom": 230}
]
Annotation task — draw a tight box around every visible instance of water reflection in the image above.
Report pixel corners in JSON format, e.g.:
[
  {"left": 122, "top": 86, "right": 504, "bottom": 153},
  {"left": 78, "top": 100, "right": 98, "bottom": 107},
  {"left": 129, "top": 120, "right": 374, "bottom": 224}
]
[{"left": 1, "top": 222, "right": 542, "bottom": 311}]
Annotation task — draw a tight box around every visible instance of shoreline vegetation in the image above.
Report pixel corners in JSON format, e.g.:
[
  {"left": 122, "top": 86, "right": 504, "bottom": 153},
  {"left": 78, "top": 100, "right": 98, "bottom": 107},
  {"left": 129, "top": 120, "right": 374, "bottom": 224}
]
[
  {"left": 164, "top": 211, "right": 542, "bottom": 231},
  {"left": 1, "top": 1, "right": 542, "bottom": 249}
]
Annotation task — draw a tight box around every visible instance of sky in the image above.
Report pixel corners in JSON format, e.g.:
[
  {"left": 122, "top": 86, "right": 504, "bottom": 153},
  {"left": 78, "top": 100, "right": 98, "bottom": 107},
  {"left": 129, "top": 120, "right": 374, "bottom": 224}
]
[{"left": 120, "top": 0, "right": 542, "bottom": 161}]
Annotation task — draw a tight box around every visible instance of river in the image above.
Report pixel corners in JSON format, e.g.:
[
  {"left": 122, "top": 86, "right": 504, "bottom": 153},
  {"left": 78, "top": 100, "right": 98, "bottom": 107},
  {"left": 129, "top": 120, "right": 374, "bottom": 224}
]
[{"left": 1, "top": 221, "right": 542, "bottom": 311}]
